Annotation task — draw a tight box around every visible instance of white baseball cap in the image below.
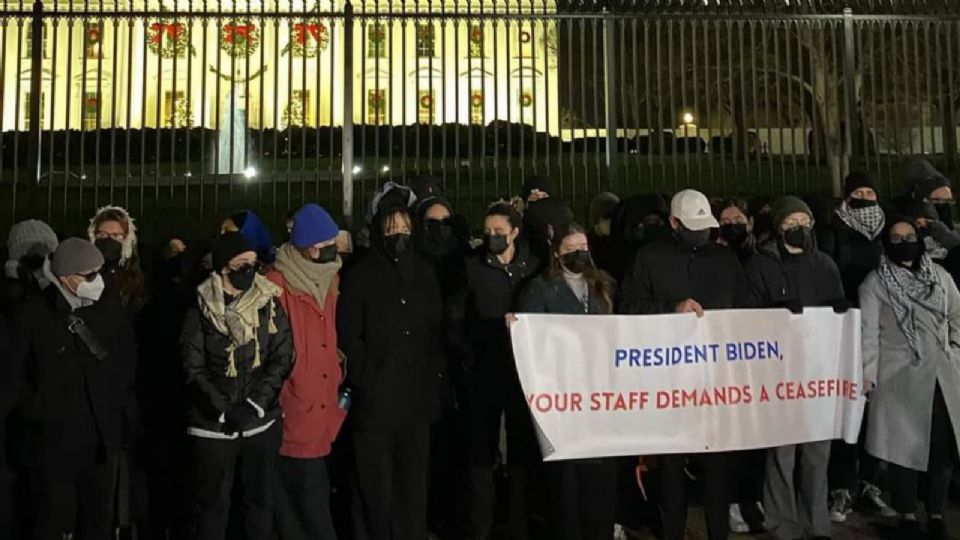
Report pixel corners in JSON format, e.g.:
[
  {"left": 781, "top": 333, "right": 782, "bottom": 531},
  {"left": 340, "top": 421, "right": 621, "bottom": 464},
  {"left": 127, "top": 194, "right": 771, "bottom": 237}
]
[{"left": 670, "top": 189, "right": 719, "bottom": 231}]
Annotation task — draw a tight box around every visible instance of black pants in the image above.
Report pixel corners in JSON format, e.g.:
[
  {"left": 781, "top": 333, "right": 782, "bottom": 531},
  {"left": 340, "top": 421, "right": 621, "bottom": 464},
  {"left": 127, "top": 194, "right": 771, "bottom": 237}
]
[
  {"left": 188, "top": 422, "right": 282, "bottom": 540},
  {"left": 275, "top": 456, "right": 338, "bottom": 540},
  {"left": 544, "top": 459, "right": 618, "bottom": 540},
  {"left": 889, "top": 386, "right": 959, "bottom": 515},
  {"left": 465, "top": 364, "right": 541, "bottom": 539},
  {"left": 31, "top": 444, "right": 117, "bottom": 540},
  {"left": 658, "top": 453, "right": 731, "bottom": 540},
  {"left": 828, "top": 402, "right": 881, "bottom": 491},
  {"left": 351, "top": 423, "right": 430, "bottom": 540}
]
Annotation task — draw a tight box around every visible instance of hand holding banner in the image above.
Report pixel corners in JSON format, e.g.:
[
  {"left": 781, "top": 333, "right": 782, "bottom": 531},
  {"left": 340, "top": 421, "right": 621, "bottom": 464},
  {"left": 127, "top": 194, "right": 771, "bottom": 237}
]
[{"left": 510, "top": 308, "right": 865, "bottom": 461}]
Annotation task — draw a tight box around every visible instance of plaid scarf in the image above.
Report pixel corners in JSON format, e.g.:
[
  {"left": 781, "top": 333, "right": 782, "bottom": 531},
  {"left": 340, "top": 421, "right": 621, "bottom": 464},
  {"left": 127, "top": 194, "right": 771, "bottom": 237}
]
[
  {"left": 876, "top": 254, "right": 947, "bottom": 361},
  {"left": 835, "top": 202, "right": 885, "bottom": 241},
  {"left": 197, "top": 273, "right": 282, "bottom": 377}
]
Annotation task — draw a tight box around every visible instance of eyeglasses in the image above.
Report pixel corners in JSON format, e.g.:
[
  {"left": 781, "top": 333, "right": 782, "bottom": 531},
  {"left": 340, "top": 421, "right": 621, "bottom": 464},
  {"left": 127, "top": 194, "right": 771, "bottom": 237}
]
[
  {"left": 890, "top": 234, "right": 919, "bottom": 244},
  {"left": 78, "top": 270, "right": 100, "bottom": 282},
  {"left": 781, "top": 220, "right": 814, "bottom": 230},
  {"left": 929, "top": 198, "right": 955, "bottom": 206},
  {"left": 95, "top": 231, "right": 125, "bottom": 241}
]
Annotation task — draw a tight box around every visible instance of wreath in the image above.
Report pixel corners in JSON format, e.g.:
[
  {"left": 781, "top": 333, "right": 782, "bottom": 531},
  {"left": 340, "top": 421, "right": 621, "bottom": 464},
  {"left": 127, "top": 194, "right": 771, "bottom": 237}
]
[
  {"left": 281, "top": 20, "right": 329, "bottom": 58},
  {"left": 520, "top": 92, "right": 533, "bottom": 108},
  {"left": 368, "top": 92, "right": 385, "bottom": 110},
  {"left": 220, "top": 21, "right": 259, "bottom": 58},
  {"left": 148, "top": 21, "right": 192, "bottom": 59},
  {"left": 470, "top": 93, "right": 484, "bottom": 109},
  {"left": 417, "top": 25, "right": 434, "bottom": 41},
  {"left": 419, "top": 94, "right": 433, "bottom": 110},
  {"left": 469, "top": 25, "right": 484, "bottom": 58},
  {"left": 84, "top": 95, "right": 100, "bottom": 114},
  {"left": 167, "top": 98, "right": 193, "bottom": 128},
  {"left": 519, "top": 30, "right": 532, "bottom": 44},
  {"left": 86, "top": 25, "right": 102, "bottom": 45},
  {"left": 369, "top": 25, "right": 386, "bottom": 43}
]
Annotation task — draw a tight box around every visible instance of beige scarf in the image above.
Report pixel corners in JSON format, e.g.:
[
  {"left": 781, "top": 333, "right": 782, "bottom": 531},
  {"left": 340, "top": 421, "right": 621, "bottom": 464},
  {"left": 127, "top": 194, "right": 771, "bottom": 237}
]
[
  {"left": 274, "top": 243, "right": 341, "bottom": 308},
  {"left": 197, "top": 272, "right": 283, "bottom": 377}
]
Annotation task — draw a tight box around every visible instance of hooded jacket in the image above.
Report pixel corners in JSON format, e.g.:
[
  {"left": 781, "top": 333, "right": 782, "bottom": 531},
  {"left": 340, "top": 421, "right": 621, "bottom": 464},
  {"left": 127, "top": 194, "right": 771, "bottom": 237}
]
[
  {"left": 619, "top": 234, "right": 747, "bottom": 315},
  {"left": 232, "top": 210, "right": 277, "bottom": 265},
  {"left": 523, "top": 198, "right": 574, "bottom": 268},
  {"left": 87, "top": 206, "right": 139, "bottom": 265},
  {"left": 744, "top": 240, "right": 845, "bottom": 309},
  {"left": 817, "top": 214, "right": 884, "bottom": 306},
  {"left": 336, "top": 210, "right": 447, "bottom": 430}
]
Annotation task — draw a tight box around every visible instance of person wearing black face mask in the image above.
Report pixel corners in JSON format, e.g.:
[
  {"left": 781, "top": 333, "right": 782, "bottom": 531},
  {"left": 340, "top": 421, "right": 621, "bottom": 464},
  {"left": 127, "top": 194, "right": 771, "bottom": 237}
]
[
  {"left": 896, "top": 158, "right": 960, "bottom": 263},
  {"left": 817, "top": 172, "right": 897, "bottom": 524},
  {"left": 517, "top": 223, "right": 617, "bottom": 540},
  {"left": 181, "top": 231, "right": 293, "bottom": 540},
  {"left": 860, "top": 218, "right": 960, "bottom": 540},
  {"left": 620, "top": 189, "right": 748, "bottom": 540},
  {"left": 264, "top": 204, "right": 346, "bottom": 540},
  {"left": 742, "top": 196, "right": 845, "bottom": 540},
  {"left": 604, "top": 194, "right": 670, "bottom": 282},
  {"left": 337, "top": 204, "right": 446, "bottom": 540},
  {"left": 88, "top": 206, "right": 147, "bottom": 315},
  {"left": 458, "top": 203, "right": 540, "bottom": 540},
  {"left": 716, "top": 199, "right": 757, "bottom": 265}
]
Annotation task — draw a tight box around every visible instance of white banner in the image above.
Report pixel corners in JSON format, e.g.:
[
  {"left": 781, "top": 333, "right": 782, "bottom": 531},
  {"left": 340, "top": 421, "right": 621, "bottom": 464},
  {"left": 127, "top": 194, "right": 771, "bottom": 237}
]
[{"left": 510, "top": 309, "right": 865, "bottom": 461}]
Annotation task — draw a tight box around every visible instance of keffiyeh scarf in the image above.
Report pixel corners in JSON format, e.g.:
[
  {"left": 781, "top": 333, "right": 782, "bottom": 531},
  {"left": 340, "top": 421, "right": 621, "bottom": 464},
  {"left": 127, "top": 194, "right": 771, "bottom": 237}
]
[
  {"left": 835, "top": 202, "right": 885, "bottom": 241},
  {"left": 876, "top": 254, "right": 947, "bottom": 360}
]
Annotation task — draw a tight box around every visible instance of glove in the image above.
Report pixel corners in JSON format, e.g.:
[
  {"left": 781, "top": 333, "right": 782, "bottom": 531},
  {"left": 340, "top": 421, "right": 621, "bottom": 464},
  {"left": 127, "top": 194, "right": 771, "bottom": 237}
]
[
  {"left": 223, "top": 401, "right": 259, "bottom": 434},
  {"left": 829, "top": 298, "right": 851, "bottom": 314},
  {"left": 775, "top": 300, "right": 804, "bottom": 315}
]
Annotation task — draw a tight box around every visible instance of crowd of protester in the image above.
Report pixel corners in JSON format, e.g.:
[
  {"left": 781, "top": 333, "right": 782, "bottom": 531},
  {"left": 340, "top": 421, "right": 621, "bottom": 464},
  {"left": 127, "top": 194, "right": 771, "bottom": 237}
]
[{"left": 1, "top": 157, "right": 959, "bottom": 540}]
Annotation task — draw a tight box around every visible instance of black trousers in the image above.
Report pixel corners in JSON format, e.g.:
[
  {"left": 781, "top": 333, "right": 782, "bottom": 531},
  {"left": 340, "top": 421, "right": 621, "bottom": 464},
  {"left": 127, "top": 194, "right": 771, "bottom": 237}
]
[
  {"left": 658, "top": 453, "right": 731, "bottom": 540},
  {"left": 275, "top": 455, "right": 338, "bottom": 540},
  {"left": 465, "top": 364, "right": 541, "bottom": 539},
  {"left": 544, "top": 459, "right": 618, "bottom": 540},
  {"left": 889, "top": 386, "right": 959, "bottom": 515},
  {"left": 828, "top": 402, "right": 881, "bottom": 491},
  {"left": 351, "top": 423, "right": 430, "bottom": 540},
  {"left": 31, "top": 444, "right": 117, "bottom": 540},
  {"left": 188, "top": 421, "right": 282, "bottom": 540}
]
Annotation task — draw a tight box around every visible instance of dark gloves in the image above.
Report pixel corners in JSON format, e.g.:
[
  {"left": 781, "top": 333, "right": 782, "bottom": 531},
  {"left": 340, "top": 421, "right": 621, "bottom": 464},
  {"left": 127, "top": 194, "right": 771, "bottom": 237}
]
[
  {"left": 223, "top": 401, "right": 259, "bottom": 434},
  {"left": 775, "top": 300, "right": 804, "bottom": 315},
  {"left": 828, "top": 298, "right": 852, "bottom": 314}
]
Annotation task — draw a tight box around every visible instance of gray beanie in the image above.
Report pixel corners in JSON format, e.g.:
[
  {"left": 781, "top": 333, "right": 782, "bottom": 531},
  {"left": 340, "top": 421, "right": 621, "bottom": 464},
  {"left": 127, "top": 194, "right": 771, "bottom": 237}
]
[
  {"left": 6, "top": 219, "right": 58, "bottom": 262},
  {"left": 51, "top": 238, "right": 105, "bottom": 277}
]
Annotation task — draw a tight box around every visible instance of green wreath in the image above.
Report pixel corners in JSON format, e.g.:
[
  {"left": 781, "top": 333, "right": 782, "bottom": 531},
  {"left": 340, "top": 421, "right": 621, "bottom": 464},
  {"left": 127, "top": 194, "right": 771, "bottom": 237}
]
[
  {"left": 220, "top": 20, "right": 259, "bottom": 58},
  {"left": 148, "top": 21, "right": 193, "bottom": 59},
  {"left": 419, "top": 94, "right": 433, "bottom": 110},
  {"left": 281, "top": 20, "right": 329, "bottom": 58},
  {"left": 470, "top": 93, "right": 484, "bottom": 109},
  {"left": 520, "top": 93, "right": 533, "bottom": 108}
]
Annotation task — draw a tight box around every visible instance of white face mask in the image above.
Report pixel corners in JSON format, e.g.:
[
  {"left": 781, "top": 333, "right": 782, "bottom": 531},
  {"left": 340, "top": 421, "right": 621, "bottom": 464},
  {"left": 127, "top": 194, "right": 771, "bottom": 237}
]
[{"left": 75, "top": 274, "right": 105, "bottom": 302}]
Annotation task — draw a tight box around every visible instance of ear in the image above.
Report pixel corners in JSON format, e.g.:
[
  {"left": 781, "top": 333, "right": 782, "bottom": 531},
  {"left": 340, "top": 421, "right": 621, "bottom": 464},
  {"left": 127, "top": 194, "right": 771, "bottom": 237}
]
[{"left": 669, "top": 216, "right": 681, "bottom": 231}]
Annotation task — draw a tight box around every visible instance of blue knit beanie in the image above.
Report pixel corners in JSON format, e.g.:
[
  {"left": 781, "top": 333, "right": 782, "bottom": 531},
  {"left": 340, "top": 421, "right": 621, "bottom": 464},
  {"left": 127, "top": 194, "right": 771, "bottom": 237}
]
[{"left": 291, "top": 204, "right": 339, "bottom": 248}]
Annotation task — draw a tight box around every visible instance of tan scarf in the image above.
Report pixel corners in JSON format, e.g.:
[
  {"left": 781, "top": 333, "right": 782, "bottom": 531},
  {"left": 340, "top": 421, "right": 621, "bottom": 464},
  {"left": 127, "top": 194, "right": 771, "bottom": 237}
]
[
  {"left": 197, "top": 272, "right": 283, "bottom": 377},
  {"left": 274, "top": 243, "right": 341, "bottom": 308}
]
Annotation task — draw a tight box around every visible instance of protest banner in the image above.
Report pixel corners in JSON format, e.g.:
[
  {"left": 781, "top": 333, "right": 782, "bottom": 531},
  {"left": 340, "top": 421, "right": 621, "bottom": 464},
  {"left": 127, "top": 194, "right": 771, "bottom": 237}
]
[{"left": 509, "top": 308, "right": 864, "bottom": 461}]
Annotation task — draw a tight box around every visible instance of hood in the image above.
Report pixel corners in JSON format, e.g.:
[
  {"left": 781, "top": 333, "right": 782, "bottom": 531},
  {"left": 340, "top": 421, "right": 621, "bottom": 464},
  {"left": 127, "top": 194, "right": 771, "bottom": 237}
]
[
  {"left": 366, "top": 181, "right": 417, "bottom": 225},
  {"left": 233, "top": 210, "right": 276, "bottom": 264},
  {"left": 87, "top": 205, "right": 138, "bottom": 264},
  {"left": 902, "top": 158, "right": 951, "bottom": 204},
  {"left": 6, "top": 219, "right": 59, "bottom": 277},
  {"left": 609, "top": 194, "right": 669, "bottom": 244}
]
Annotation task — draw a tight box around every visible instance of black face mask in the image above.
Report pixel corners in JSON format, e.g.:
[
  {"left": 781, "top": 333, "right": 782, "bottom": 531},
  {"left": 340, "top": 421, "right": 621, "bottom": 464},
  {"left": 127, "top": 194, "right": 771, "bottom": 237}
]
[
  {"left": 383, "top": 233, "right": 411, "bottom": 261},
  {"left": 848, "top": 198, "right": 878, "bottom": 210},
  {"left": 560, "top": 250, "right": 592, "bottom": 274},
  {"left": 95, "top": 238, "right": 123, "bottom": 265},
  {"left": 676, "top": 226, "right": 711, "bottom": 248},
  {"left": 936, "top": 203, "right": 954, "bottom": 228},
  {"left": 312, "top": 244, "right": 339, "bottom": 264},
  {"left": 227, "top": 264, "right": 257, "bottom": 291},
  {"left": 626, "top": 222, "right": 668, "bottom": 246},
  {"left": 719, "top": 224, "right": 749, "bottom": 247},
  {"left": 887, "top": 240, "right": 923, "bottom": 267},
  {"left": 424, "top": 219, "right": 453, "bottom": 242},
  {"left": 781, "top": 226, "right": 814, "bottom": 253},
  {"left": 485, "top": 234, "right": 510, "bottom": 256},
  {"left": 19, "top": 253, "right": 46, "bottom": 272}
]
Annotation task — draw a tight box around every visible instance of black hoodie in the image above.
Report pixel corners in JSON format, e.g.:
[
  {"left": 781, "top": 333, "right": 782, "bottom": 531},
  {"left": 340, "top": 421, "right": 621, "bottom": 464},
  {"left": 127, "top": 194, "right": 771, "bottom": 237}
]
[{"left": 744, "top": 239, "right": 845, "bottom": 309}]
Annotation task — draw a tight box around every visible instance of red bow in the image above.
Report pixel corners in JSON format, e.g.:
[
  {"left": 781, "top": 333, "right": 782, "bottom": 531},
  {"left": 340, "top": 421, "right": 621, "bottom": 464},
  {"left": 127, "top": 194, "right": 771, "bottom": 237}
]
[
  {"left": 150, "top": 23, "right": 184, "bottom": 44},
  {"left": 293, "top": 23, "right": 323, "bottom": 44},
  {"left": 223, "top": 24, "right": 255, "bottom": 43}
]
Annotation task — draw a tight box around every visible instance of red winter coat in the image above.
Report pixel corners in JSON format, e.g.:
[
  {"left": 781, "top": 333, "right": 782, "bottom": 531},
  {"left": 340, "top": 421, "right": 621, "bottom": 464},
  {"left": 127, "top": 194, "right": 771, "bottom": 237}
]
[{"left": 267, "top": 270, "right": 346, "bottom": 458}]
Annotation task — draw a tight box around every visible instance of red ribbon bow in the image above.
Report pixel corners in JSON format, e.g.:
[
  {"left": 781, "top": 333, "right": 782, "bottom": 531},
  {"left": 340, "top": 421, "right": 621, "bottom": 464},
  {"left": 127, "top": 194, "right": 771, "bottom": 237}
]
[
  {"left": 293, "top": 23, "right": 323, "bottom": 44},
  {"left": 223, "top": 24, "right": 255, "bottom": 44},
  {"left": 150, "top": 23, "right": 184, "bottom": 44}
]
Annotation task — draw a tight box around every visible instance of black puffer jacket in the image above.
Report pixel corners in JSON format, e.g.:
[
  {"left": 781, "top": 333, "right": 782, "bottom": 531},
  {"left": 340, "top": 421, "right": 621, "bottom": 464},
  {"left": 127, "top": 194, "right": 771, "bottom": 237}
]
[
  {"left": 817, "top": 215, "right": 883, "bottom": 305},
  {"left": 744, "top": 241, "right": 845, "bottom": 308},
  {"left": 180, "top": 292, "right": 293, "bottom": 435},
  {"left": 619, "top": 235, "right": 747, "bottom": 314},
  {"left": 461, "top": 239, "right": 540, "bottom": 370},
  {"left": 10, "top": 286, "right": 137, "bottom": 456},
  {"left": 337, "top": 238, "right": 447, "bottom": 430}
]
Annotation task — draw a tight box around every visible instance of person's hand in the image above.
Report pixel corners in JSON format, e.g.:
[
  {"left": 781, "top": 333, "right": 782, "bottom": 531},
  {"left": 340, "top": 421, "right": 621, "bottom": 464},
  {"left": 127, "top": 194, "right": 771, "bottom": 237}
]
[
  {"left": 829, "top": 299, "right": 851, "bottom": 314},
  {"left": 223, "top": 402, "right": 259, "bottom": 434},
  {"left": 336, "top": 230, "right": 353, "bottom": 254},
  {"left": 675, "top": 299, "right": 704, "bottom": 318},
  {"left": 776, "top": 300, "right": 804, "bottom": 315},
  {"left": 505, "top": 313, "right": 519, "bottom": 328},
  {"left": 863, "top": 381, "right": 876, "bottom": 399}
]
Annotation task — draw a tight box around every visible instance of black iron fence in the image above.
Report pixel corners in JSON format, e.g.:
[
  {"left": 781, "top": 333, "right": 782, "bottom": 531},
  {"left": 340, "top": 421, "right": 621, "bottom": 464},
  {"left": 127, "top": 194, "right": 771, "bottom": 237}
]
[{"left": 1, "top": 0, "right": 959, "bottom": 239}]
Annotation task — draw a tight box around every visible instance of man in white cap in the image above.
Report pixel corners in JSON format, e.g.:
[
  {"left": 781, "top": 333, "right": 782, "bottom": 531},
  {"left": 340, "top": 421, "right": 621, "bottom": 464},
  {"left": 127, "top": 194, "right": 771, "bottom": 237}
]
[
  {"left": 620, "top": 189, "right": 748, "bottom": 540},
  {"left": 10, "top": 237, "right": 137, "bottom": 539}
]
